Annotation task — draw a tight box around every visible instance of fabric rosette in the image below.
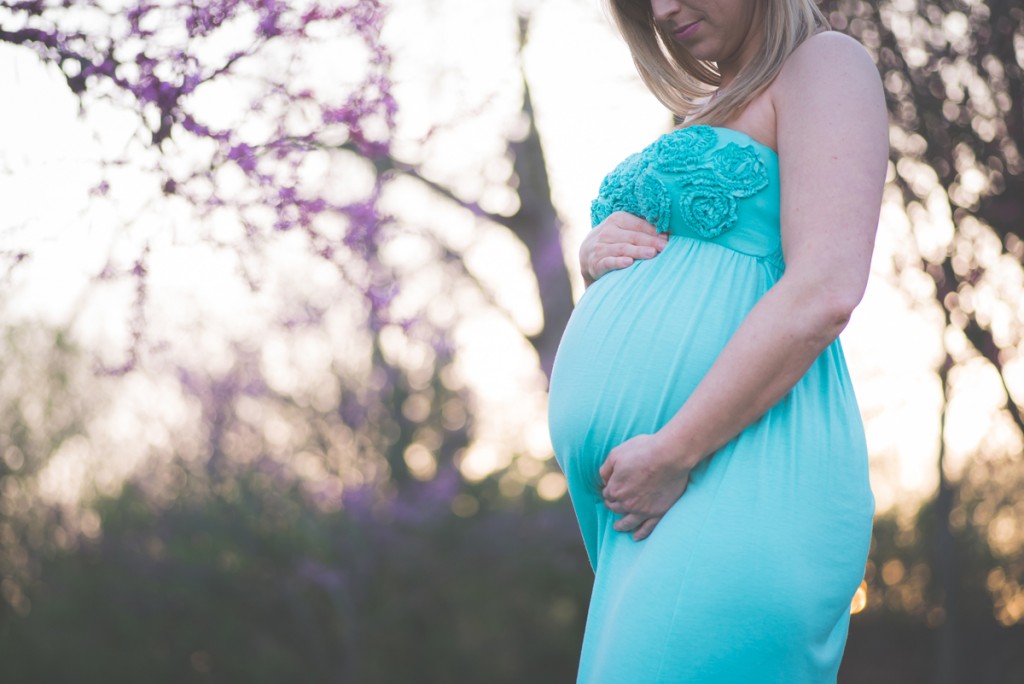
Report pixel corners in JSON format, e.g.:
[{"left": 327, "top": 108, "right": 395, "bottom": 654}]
[
  {"left": 591, "top": 152, "right": 646, "bottom": 227},
  {"left": 634, "top": 168, "right": 672, "bottom": 233},
  {"left": 710, "top": 143, "right": 770, "bottom": 197},
  {"left": 678, "top": 181, "right": 739, "bottom": 238},
  {"left": 591, "top": 192, "right": 646, "bottom": 227},
  {"left": 589, "top": 125, "right": 770, "bottom": 236},
  {"left": 590, "top": 197, "right": 614, "bottom": 227},
  {"left": 652, "top": 125, "right": 716, "bottom": 174},
  {"left": 599, "top": 152, "right": 643, "bottom": 201}
]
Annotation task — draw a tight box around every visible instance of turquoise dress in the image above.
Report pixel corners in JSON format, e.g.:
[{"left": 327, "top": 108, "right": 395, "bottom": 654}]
[{"left": 547, "top": 125, "right": 874, "bottom": 683}]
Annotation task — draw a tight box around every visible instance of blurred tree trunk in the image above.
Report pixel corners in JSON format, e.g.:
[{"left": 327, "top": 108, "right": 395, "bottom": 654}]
[
  {"left": 503, "top": 14, "right": 577, "bottom": 378},
  {"left": 505, "top": 16, "right": 575, "bottom": 380},
  {"left": 934, "top": 355, "right": 958, "bottom": 684},
  {"left": 371, "top": 14, "right": 574, "bottom": 381}
]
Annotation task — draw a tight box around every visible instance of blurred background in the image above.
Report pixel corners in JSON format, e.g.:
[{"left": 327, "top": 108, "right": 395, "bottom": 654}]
[{"left": 0, "top": 0, "right": 1021, "bottom": 682}]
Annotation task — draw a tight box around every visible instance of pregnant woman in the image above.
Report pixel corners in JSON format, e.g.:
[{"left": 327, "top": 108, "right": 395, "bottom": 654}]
[{"left": 547, "top": 1, "right": 888, "bottom": 681}]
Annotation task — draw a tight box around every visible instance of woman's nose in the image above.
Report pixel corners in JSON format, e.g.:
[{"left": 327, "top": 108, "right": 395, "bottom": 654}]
[{"left": 650, "top": 0, "right": 682, "bottom": 23}]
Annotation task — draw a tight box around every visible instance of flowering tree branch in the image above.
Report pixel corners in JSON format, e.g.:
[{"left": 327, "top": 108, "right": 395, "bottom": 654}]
[{"left": 2, "top": 0, "right": 398, "bottom": 371}]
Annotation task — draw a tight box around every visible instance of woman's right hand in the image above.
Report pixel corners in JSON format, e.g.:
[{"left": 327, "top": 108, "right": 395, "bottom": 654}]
[{"left": 580, "top": 212, "right": 668, "bottom": 286}]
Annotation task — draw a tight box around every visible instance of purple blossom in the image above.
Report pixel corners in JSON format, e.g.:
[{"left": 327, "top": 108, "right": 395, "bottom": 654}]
[
  {"left": 81, "top": 56, "right": 117, "bottom": 80},
  {"left": 256, "top": 0, "right": 285, "bottom": 38},
  {"left": 181, "top": 71, "right": 202, "bottom": 95},
  {"left": 126, "top": 2, "right": 157, "bottom": 37},
  {"left": 227, "top": 143, "right": 258, "bottom": 173},
  {"left": 277, "top": 186, "right": 297, "bottom": 205},
  {"left": 184, "top": 1, "right": 240, "bottom": 37},
  {"left": 302, "top": 198, "right": 326, "bottom": 214},
  {"left": 181, "top": 115, "right": 210, "bottom": 137},
  {"left": 3, "top": 0, "right": 400, "bottom": 368},
  {"left": 366, "top": 283, "right": 396, "bottom": 311}
]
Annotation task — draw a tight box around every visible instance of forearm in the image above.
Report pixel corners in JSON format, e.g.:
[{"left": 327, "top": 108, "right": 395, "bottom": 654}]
[{"left": 661, "top": 275, "right": 855, "bottom": 468}]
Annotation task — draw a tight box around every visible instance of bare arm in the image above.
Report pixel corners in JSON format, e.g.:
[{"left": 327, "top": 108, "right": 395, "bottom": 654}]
[
  {"left": 600, "top": 33, "right": 889, "bottom": 539},
  {"left": 657, "top": 33, "right": 888, "bottom": 466}
]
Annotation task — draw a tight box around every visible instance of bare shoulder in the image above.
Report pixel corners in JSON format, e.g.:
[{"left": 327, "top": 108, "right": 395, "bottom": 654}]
[
  {"left": 791, "top": 29, "right": 875, "bottom": 60},
  {"left": 771, "top": 31, "right": 882, "bottom": 106},
  {"left": 767, "top": 33, "right": 888, "bottom": 298},
  {"left": 767, "top": 30, "right": 887, "bottom": 157}
]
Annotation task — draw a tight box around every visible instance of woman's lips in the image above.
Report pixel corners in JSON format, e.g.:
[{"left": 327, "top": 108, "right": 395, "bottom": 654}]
[{"left": 674, "top": 20, "right": 701, "bottom": 40}]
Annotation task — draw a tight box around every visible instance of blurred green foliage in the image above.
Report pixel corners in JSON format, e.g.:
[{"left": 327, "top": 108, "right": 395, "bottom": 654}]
[
  {"left": 845, "top": 508, "right": 1024, "bottom": 683},
  {"left": 0, "top": 473, "right": 590, "bottom": 683},
  {"left": 0, "top": 324, "right": 595, "bottom": 683},
  {"left": 0, "top": 326, "right": 1021, "bottom": 683}
]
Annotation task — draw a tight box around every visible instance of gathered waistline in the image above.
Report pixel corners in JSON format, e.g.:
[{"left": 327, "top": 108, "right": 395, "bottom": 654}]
[{"left": 664, "top": 232, "right": 786, "bottom": 272}]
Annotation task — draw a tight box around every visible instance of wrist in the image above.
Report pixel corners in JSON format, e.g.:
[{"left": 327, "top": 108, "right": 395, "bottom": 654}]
[{"left": 655, "top": 423, "right": 705, "bottom": 471}]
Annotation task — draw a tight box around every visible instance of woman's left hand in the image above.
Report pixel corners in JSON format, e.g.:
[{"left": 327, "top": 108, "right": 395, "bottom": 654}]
[{"left": 598, "top": 433, "right": 692, "bottom": 541}]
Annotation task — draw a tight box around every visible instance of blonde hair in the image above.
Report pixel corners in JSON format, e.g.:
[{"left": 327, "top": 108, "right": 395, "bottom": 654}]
[{"left": 607, "top": 0, "right": 830, "bottom": 125}]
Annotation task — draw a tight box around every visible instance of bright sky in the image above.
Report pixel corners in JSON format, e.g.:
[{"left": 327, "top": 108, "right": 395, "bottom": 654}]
[{"left": 0, "top": 0, "right": 1008, "bottom": 513}]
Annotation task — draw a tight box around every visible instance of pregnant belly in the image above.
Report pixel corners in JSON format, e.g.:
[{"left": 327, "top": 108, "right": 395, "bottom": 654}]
[{"left": 547, "top": 241, "right": 772, "bottom": 480}]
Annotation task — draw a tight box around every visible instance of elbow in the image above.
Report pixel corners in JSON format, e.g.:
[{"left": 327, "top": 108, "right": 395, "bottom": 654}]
[
  {"left": 814, "top": 289, "right": 863, "bottom": 339},
  {"left": 779, "top": 273, "right": 865, "bottom": 341},
  {"left": 826, "top": 290, "right": 862, "bottom": 325}
]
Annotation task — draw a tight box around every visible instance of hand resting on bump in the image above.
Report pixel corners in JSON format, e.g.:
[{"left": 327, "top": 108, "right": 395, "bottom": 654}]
[{"left": 580, "top": 211, "right": 668, "bottom": 287}]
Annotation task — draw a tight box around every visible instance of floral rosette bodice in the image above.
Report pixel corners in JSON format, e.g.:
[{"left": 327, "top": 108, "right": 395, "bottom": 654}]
[{"left": 590, "top": 125, "right": 782, "bottom": 259}]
